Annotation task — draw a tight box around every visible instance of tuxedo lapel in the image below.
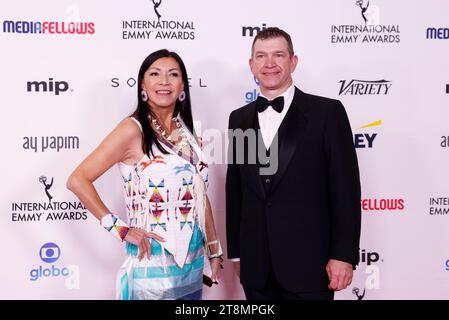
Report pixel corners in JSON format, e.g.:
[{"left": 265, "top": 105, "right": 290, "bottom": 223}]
[
  {"left": 235, "top": 102, "right": 266, "bottom": 200},
  {"left": 269, "top": 88, "right": 309, "bottom": 193}
]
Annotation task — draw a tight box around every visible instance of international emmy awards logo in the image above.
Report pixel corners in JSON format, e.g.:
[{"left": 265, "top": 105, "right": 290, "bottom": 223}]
[
  {"left": 39, "top": 175, "right": 54, "bottom": 203},
  {"left": 151, "top": 0, "right": 162, "bottom": 21},
  {"left": 356, "top": 0, "right": 370, "bottom": 25},
  {"left": 355, "top": 0, "right": 379, "bottom": 25},
  {"left": 352, "top": 287, "right": 366, "bottom": 300}
]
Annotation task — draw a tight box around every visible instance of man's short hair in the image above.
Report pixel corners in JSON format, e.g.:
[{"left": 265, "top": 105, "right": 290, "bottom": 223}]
[{"left": 251, "top": 27, "right": 295, "bottom": 57}]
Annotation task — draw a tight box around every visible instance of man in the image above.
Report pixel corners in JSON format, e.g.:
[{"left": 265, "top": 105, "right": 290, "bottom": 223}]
[{"left": 226, "top": 27, "right": 361, "bottom": 300}]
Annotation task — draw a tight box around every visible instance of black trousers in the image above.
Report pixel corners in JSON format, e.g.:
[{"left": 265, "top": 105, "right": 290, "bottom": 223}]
[{"left": 243, "top": 260, "right": 334, "bottom": 300}]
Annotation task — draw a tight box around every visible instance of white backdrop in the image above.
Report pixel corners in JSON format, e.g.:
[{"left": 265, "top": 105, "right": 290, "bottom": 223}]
[{"left": 1, "top": 0, "right": 448, "bottom": 300}]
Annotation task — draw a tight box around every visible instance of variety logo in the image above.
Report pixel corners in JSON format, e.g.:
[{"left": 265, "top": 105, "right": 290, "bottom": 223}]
[
  {"left": 11, "top": 176, "right": 88, "bottom": 223},
  {"left": 122, "top": 0, "right": 196, "bottom": 40},
  {"left": 446, "top": 84, "right": 449, "bottom": 94},
  {"left": 429, "top": 197, "right": 449, "bottom": 216},
  {"left": 361, "top": 198, "right": 405, "bottom": 211},
  {"left": 354, "top": 120, "right": 381, "bottom": 149},
  {"left": 27, "top": 78, "right": 72, "bottom": 95},
  {"left": 110, "top": 76, "right": 207, "bottom": 88},
  {"left": 23, "top": 136, "right": 80, "bottom": 153},
  {"left": 30, "top": 242, "right": 80, "bottom": 289},
  {"left": 2, "top": 20, "right": 95, "bottom": 35},
  {"left": 244, "top": 75, "right": 260, "bottom": 103},
  {"left": 330, "top": 1, "right": 400, "bottom": 44},
  {"left": 241, "top": 23, "right": 268, "bottom": 37},
  {"left": 339, "top": 79, "right": 392, "bottom": 96},
  {"left": 426, "top": 27, "right": 449, "bottom": 39},
  {"left": 441, "top": 136, "right": 449, "bottom": 148}
]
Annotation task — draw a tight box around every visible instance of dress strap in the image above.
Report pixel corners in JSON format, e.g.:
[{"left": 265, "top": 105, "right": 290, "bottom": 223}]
[{"left": 129, "top": 117, "right": 143, "bottom": 133}]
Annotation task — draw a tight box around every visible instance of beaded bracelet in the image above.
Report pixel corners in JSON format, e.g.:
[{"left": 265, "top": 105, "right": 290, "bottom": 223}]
[{"left": 100, "top": 213, "right": 130, "bottom": 242}]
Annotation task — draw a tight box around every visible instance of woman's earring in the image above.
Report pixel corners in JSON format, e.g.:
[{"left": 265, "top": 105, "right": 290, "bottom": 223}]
[
  {"left": 141, "top": 90, "right": 148, "bottom": 102},
  {"left": 178, "top": 91, "right": 186, "bottom": 102}
]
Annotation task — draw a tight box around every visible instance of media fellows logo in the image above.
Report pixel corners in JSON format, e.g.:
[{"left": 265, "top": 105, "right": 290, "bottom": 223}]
[
  {"left": 11, "top": 176, "right": 88, "bottom": 223},
  {"left": 361, "top": 198, "right": 405, "bottom": 212},
  {"left": 330, "top": 0, "right": 400, "bottom": 44},
  {"left": 30, "top": 242, "right": 80, "bottom": 289},
  {"left": 122, "top": 0, "right": 196, "bottom": 40},
  {"left": 2, "top": 20, "right": 95, "bottom": 35}
]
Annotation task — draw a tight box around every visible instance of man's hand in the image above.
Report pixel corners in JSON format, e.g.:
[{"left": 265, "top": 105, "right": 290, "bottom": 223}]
[{"left": 326, "top": 259, "right": 353, "bottom": 291}]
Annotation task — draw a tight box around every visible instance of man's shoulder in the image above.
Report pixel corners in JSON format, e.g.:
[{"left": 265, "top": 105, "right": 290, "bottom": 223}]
[
  {"left": 300, "top": 90, "right": 341, "bottom": 107},
  {"left": 295, "top": 89, "right": 345, "bottom": 116},
  {"left": 229, "top": 101, "right": 256, "bottom": 119}
]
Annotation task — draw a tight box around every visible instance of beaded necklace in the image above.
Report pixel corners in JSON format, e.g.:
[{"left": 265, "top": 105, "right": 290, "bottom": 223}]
[{"left": 148, "top": 115, "right": 196, "bottom": 163}]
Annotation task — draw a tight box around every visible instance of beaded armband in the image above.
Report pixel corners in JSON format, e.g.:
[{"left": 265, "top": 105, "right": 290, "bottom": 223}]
[{"left": 100, "top": 213, "right": 130, "bottom": 242}]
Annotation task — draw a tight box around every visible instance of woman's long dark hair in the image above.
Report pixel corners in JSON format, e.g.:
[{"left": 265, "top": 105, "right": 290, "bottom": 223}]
[{"left": 131, "top": 49, "right": 194, "bottom": 157}]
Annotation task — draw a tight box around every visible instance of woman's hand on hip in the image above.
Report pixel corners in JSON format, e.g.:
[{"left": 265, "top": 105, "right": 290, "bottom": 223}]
[{"left": 124, "top": 228, "right": 165, "bottom": 261}]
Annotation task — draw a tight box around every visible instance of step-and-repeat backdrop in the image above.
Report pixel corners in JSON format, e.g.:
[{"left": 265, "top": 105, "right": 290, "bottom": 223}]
[{"left": 1, "top": 0, "right": 448, "bottom": 299}]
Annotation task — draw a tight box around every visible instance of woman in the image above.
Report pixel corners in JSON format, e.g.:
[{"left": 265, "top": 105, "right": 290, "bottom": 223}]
[{"left": 67, "top": 49, "right": 222, "bottom": 300}]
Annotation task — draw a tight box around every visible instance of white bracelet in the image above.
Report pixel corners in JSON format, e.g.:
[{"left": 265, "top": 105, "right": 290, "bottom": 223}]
[
  {"left": 205, "top": 238, "right": 223, "bottom": 259},
  {"left": 206, "top": 239, "right": 218, "bottom": 246}
]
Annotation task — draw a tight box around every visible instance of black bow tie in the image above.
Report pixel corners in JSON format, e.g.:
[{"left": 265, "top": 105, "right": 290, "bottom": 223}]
[{"left": 256, "top": 96, "right": 284, "bottom": 113}]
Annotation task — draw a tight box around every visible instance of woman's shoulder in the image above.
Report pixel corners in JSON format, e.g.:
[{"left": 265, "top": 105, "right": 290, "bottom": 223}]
[{"left": 115, "top": 117, "right": 143, "bottom": 138}]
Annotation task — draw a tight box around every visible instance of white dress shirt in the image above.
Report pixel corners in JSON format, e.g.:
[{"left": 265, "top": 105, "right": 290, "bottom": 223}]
[{"left": 257, "top": 83, "right": 295, "bottom": 149}]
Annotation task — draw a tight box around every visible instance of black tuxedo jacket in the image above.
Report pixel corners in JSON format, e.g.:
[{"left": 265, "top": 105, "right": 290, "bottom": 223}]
[{"left": 226, "top": 87, "right": 361, "bottom": 292}]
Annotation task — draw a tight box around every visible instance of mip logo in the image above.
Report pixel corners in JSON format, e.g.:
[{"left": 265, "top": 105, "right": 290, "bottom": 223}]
[
  {"left": 27, "top": 78, "right": 71, "bottom": 95},
  {"left": 29, "top": 242, "right": 80, "bottom": 289},
  {"left": 40, "top": 242, "right": 60, "bottom": 263},
  {"left": 242, "top": 23, "right": 268, "bottom": 37},
  {"left": 244, "top": 75, "right": 260, "bottom": 103}
]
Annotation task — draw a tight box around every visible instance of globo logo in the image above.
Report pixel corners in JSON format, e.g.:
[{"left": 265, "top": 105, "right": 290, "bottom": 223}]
[
  {"left": 30, "top": 242, "right": 69, "bottom": 281},
  {"left": 30, "top": 265, "right": 70, "bottom": 281},
  {"left": 39, "top": 242, "right": 60, "bottom": 263}
]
